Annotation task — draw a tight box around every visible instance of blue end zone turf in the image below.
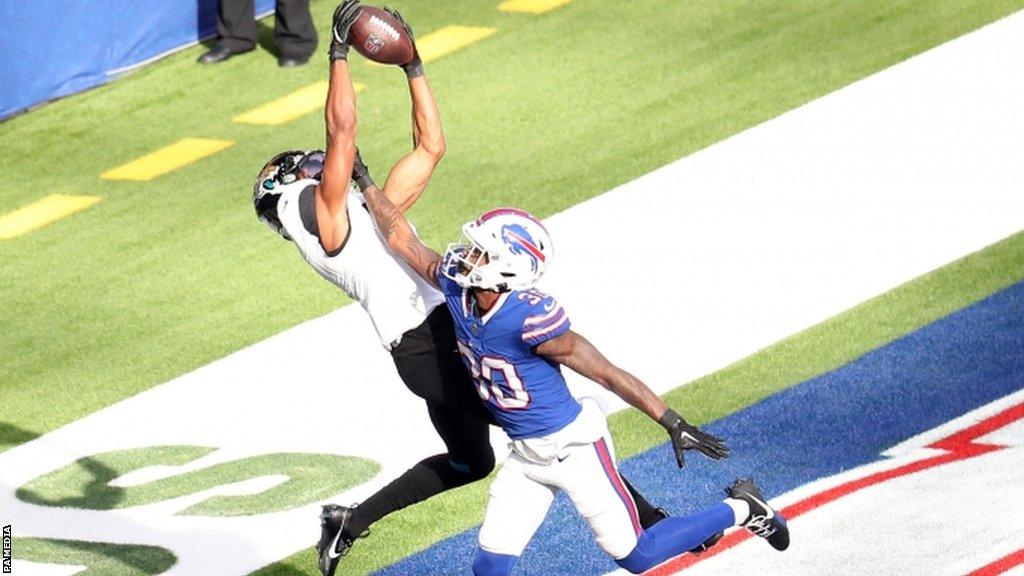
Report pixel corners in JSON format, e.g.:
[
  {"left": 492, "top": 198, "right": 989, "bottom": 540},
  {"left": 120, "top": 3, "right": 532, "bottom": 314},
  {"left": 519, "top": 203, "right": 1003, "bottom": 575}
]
[{"left": 376, "top": 281, "right": 1024, "bottom": 575}]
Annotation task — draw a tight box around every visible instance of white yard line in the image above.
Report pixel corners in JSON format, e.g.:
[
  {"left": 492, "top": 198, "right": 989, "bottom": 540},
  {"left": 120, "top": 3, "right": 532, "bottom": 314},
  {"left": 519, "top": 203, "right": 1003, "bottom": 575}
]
[{"left": 4, "top": 9, "right": 1024, "bottom": 576}]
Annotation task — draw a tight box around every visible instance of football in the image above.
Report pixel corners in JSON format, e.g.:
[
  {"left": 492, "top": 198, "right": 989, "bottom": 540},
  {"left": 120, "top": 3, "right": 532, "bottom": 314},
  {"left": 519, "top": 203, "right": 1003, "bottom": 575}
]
[{"left": 349, "top": 6, "right": 415, "bottom": 65}]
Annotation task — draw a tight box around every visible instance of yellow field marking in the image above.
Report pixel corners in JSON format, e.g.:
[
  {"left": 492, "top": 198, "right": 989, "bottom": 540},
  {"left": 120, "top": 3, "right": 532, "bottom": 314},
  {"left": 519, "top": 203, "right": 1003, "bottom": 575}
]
[
  {"left": 0, "top": 195, "right": 102, "bottom": 239},
  {"left": 101, "top": 138, "right": 235, "bottom": 181},
  {"left": 233, "top": 81, "right": 367, "bottom": 126},
  {"left": 498, "top": 0, "right": 572, "bottom": 14},
  {"left": 417, "top": 26, "right": 498, "bottom": 63}
]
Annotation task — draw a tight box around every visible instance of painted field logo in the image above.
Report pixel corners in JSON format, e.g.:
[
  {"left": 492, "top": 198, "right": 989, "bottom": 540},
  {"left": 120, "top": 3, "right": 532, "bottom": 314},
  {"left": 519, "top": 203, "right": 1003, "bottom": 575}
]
[
  {"left": 2, "top": 446, "right": 383, "bottom": 574},
  {"left": 2, "top": 524, "right": 11, "bottom": 574},
  {"left": 15, "top": 446, "right": 380, "bottom": 516}
]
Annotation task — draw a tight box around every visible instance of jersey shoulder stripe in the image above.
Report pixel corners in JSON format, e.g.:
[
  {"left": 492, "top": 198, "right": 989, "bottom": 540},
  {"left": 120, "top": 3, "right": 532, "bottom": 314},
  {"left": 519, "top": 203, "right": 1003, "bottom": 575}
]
[
  {"left": 519, "top": 293, "right": 570, "bottom": 346},
  {"left": 524, "top": 303, "right": 562, "bottom": 326},
  {"left": 522, "top": 312, "right": 569, "bottom": 343},
  {"left": 522, "top": 307, "right": 566, "bottom": 337}
]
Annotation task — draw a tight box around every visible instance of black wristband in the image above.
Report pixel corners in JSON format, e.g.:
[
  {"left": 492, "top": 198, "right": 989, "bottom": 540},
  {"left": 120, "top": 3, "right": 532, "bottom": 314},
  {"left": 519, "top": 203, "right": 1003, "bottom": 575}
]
[
  {"left": 329, "top": 41, "right": 349, "bottom": 62},
  {"left": 658, "top": 408, "right": 682, "bottom": 430},
  {"left": 355, "top": 173, "right": 375, "bottom": 192},
  {"left": 403, "top": 57, "right": 424, "bottom": 79}
]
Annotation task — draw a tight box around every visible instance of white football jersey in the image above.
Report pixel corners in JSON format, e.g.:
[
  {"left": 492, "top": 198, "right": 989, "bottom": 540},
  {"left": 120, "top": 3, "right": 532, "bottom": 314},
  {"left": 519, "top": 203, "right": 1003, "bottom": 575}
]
[{"left": 275, "top": 179, "right": 444, "bottom": 348}]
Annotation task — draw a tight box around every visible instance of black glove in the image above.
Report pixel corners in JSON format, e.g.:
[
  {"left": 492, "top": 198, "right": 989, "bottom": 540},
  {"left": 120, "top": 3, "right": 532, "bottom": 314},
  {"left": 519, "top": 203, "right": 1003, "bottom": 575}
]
[
  {"left": 351, "top": 147, "right": 375, "bottom": 191},
  {"left": 384, "top": 7, "right": 423, "bottom": 78},
  {"left": 659, "top": 408, "right": 729, "bottom": 468},
  {"left": 330, "top": 0, "right": 363, "bottom": 62}
]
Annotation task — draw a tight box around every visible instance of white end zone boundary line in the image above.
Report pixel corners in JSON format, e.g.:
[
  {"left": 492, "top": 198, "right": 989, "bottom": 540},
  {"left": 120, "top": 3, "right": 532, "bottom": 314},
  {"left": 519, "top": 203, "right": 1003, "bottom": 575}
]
[{"left": 4, "top": 8, "right": 1024, "bottom": 576}]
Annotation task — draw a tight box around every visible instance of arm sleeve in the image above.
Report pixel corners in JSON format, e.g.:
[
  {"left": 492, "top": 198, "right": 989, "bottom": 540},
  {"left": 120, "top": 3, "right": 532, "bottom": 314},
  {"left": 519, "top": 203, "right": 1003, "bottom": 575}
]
[{"left": 521, "top": 295, "right": 571, "bottom": 347}]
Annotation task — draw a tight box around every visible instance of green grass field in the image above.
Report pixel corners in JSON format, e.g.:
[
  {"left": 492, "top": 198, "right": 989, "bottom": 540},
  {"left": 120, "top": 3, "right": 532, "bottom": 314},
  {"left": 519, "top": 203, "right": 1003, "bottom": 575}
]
[{"left": 2, "top": 0, "right": 1023, "bottom": 574}]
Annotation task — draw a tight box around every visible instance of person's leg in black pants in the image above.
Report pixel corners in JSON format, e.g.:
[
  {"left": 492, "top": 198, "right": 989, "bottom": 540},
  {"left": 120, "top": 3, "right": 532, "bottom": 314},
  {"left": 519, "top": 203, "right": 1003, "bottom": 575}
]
[
  {"left": 339, "top": 325, "right": 497, "bottom": 540},
  {"left": 216, "top": 0, "right": 257, "bottom": 53},
  {"left": 199, "top": 0, "right": 256, "bottom": 63},
  {"left": 341, "top": 400, "right": 495, "bottom": 541},
  {"left": 274, "top": 0, "right": 318, "bottom": 65}
]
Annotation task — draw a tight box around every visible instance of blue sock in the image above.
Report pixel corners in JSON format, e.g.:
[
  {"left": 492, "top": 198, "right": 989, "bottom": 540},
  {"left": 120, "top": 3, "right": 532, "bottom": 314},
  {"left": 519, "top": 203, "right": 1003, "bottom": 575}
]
[
  {"left": 473, "top": 549, "right": 518, "bottom": 576},
  {"left": 616, "top": 503, "right": 734, "bottom": 574}
]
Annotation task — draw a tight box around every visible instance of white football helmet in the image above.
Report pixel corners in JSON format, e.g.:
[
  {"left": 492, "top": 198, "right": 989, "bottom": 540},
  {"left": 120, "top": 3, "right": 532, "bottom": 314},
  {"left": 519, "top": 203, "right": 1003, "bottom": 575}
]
[{"left": 443, "top": 208, "right": 552, "bottom": 292}]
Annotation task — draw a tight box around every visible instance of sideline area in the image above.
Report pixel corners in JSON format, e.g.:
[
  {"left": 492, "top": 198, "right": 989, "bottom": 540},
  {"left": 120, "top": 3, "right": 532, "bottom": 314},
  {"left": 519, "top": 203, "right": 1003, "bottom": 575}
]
[{"left": 3, "top": 9, "right": 1023, "bottom": 576}]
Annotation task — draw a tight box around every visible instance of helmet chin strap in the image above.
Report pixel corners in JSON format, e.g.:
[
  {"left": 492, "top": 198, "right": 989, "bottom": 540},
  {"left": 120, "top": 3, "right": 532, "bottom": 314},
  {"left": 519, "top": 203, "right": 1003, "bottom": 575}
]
[{"left": 470, "top": 287, "right": 504, "bottom": 315}]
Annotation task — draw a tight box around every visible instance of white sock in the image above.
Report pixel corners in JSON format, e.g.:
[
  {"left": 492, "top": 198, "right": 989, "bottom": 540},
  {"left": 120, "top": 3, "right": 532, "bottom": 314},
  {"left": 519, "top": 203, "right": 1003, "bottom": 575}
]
[{"left": 724, "top": 498, "right": 750, "bottom": 525}]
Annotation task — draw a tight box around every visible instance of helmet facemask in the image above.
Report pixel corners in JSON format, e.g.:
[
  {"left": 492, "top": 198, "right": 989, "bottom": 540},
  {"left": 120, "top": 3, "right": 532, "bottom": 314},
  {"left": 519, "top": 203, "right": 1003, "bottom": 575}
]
[
  {"left": 443, "top": 209, "right": 551, "bottom": 292},
  {"left": 444, "top": 232, "right": 506, "bottom": 292}
]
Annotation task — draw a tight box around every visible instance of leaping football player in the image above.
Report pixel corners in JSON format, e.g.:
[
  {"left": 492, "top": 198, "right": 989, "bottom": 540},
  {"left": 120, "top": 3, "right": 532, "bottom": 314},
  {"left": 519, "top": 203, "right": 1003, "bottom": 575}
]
[
  {"left": 250, "top": 2, "right": 681, "bottom": 575},
  {"left": 357, "top": 194, "right": 792, "bottom": 571}
]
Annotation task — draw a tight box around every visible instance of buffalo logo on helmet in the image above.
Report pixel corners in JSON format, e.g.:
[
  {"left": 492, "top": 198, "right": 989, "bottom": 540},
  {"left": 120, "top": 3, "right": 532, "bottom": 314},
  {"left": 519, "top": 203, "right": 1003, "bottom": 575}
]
[{"left": 501, "top": 224, "right": 546, "bottom": 272}]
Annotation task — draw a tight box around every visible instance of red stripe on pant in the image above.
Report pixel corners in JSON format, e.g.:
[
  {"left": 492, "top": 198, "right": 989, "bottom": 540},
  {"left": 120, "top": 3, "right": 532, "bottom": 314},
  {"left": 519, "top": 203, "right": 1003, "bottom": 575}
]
[{"left": 594, "top": 437, "right": 643, "bottom": 536}]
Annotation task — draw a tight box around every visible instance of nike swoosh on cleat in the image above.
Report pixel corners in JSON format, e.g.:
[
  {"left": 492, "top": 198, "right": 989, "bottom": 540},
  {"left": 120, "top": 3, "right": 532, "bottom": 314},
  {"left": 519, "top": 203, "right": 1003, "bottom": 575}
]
[
  {"left": 327, "top": 527, "right": 346, "bottom": 560},
  {"left": 746, "top": 492, "right": 775, "bottom": 520}
]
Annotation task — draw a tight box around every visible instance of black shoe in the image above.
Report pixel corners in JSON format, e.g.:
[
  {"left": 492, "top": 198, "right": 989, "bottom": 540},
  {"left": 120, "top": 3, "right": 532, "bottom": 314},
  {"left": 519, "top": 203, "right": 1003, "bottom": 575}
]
[
  {"left": 278, "top": 54, "right": 311, "bottom": 67},
  {"left": 316, "top": 504, "right": 358, "bottom": 576},
  {"left": 197, "top": 44, "right": 252, "bottom": 64},
  {"left": 726, "top": 478, "right": 790, "bottom": 551}
]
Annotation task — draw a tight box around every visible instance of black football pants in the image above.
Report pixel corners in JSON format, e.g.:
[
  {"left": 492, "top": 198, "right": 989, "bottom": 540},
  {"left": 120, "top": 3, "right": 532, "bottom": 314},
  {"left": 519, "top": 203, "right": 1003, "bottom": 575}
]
[{"left": 214, "top": 0, "right": 317, "bottom": 59}]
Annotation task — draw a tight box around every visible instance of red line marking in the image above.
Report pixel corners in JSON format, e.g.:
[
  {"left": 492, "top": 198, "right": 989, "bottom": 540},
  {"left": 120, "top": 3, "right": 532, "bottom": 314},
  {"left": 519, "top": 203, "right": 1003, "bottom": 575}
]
[
  {"left": 646, "top": 400, "right": 1024, "bottom": 576},
  {"left": 966, "top": 548, "right": 1024, "bottom": 576}
]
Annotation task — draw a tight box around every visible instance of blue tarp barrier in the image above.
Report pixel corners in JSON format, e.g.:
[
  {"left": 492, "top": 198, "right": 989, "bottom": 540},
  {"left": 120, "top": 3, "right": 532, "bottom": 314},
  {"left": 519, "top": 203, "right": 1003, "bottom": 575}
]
[{"left": 0, "top": 0, "right": 275, "bottom": 120}]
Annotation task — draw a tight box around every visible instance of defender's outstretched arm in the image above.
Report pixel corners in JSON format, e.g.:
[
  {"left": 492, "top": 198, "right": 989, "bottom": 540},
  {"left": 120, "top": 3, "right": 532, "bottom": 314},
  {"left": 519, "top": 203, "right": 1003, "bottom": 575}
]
[
  {"left": 536, "top": 330, "right": 730, "bottom": 468},
  {"left": 536, "top": 330, "right": 669, "bottom": 420},
  {"left": 363, "top": 183, "right": 443, "bottom": 289}
]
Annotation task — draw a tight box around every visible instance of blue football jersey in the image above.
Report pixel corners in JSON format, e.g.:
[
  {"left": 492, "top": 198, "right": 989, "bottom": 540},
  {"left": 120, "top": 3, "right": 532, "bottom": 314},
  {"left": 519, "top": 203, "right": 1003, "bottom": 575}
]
[{"left": 437, "top": 267, "right": 581, "bottom": 440}]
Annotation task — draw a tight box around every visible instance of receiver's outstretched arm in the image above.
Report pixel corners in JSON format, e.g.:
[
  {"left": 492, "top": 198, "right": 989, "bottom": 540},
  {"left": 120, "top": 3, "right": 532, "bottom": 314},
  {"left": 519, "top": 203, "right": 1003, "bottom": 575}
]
[
  {"left": 379, "top": 10, "right": 445, "bottom": 213},
  {"left": 313, "top": 0, "right": 363, "bottom": 251}
]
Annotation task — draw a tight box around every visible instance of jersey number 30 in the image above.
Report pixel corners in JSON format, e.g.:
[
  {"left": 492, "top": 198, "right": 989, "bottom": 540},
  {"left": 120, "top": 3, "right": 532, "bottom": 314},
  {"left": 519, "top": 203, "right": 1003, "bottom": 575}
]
[{"left": 457, "top": 342, "right": 530, "bottom": 410}]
